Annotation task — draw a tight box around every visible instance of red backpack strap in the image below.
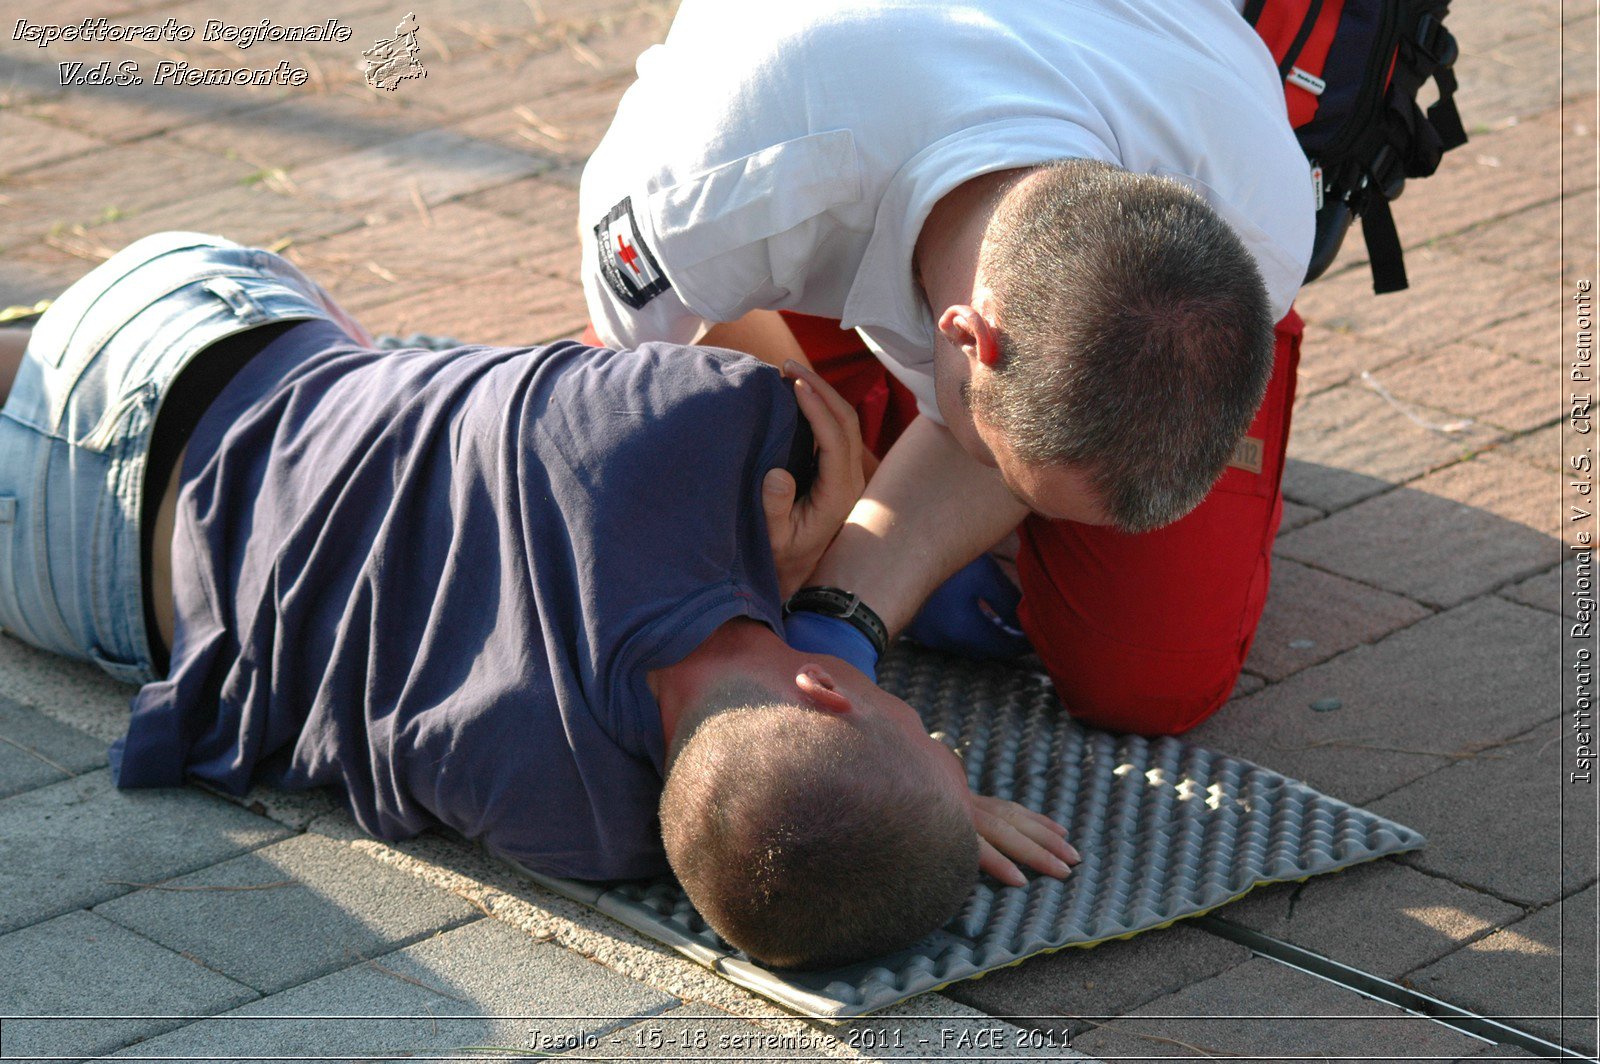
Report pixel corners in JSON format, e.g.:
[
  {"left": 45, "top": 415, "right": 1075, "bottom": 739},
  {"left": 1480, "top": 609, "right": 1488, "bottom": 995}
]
[{"left": 1246, "top": 0, "right": 1349, "bottom": 129}]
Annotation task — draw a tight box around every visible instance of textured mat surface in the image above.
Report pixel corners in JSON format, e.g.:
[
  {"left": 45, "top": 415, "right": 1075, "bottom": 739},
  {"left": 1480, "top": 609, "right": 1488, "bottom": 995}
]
[{"left": 505, "top": 645, "right": 1426, "bottom": 1018}]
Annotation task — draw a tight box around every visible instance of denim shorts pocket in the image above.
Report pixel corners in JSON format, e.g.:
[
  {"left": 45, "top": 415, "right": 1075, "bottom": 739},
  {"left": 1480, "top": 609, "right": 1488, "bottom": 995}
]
[
  {"left": 0, "top": 489, "right": 50, "bottom": 646},
  {"left": 0, "top": 494, "right": 33, "bottom": 645}
]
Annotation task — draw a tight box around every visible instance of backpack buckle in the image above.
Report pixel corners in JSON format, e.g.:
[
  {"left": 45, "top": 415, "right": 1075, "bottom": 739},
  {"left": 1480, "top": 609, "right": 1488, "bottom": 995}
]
[
  {"left": 1414, "top": 14, "right": 1459, "bottom": 66},
  {"left": 1368, "top": 145, "right": 1407, "bottom": 200}
]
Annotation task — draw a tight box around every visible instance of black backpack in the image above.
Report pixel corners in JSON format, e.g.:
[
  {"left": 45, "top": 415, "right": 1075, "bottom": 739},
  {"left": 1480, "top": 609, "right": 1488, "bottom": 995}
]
[{"left": 1245, "top": 0, "right": 1469, "bottom": 293}]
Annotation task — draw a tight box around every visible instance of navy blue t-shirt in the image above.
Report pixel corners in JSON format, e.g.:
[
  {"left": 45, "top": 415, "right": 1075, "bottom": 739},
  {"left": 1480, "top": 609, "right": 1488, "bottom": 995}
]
[{"left": 112, "top": 320, "right": 796, "bottom": 880}]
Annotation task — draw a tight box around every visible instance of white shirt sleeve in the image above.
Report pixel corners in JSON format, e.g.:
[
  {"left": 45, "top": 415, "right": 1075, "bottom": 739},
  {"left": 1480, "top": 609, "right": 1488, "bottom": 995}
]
[
  {"left": 579, "top": 185, "right": 707, "bottom": 350},
  {"left": 579, "top": 125, "right": 863, "bottom": 349}
]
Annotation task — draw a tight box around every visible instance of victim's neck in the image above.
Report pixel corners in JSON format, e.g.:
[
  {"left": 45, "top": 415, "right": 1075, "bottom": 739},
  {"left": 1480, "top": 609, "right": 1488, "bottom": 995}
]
[{"left": 647, "top": 617, "right": 791, "bottom": 754}]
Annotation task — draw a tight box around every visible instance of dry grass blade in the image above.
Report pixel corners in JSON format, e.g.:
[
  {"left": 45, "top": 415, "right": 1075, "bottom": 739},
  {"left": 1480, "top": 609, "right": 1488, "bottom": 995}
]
[
  {"left": 0, "top": 734, "right": 79, "bottom": 778},
  {"left": 348, "top": 946, "right": 468, "bottom": 1002},
  {"left": 43, "top": 228, "right": 117, "bottom": 264},
  {"left": 514, "top": 105, "right": 572, "bottom": 142},
  {"left": 410, "top": 180, "right": 433, "bottom": 227},
  {"left": 564, "top": 35, "right": 601, "bottom": 70}
]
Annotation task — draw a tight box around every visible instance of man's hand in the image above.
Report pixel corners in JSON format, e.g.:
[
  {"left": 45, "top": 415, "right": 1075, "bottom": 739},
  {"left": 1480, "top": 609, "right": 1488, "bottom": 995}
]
[
  {"left": 971, "top": 793, "right": 1080, "bottom": 887},
  {"left": 763, "top": 360, "right": 866, "bottom": 599}
]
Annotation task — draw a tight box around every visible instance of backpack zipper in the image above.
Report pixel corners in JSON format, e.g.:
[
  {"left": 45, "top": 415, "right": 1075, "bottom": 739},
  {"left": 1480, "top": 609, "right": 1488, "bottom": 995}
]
[{"left": 1318, "top": 0, "right": 1403, "bottom": 161}]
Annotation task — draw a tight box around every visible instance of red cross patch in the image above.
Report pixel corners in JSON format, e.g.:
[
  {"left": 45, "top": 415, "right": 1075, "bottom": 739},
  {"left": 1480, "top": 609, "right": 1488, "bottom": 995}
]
[{"left": 595, "top": 197, "right": 669, "bottom": 310}]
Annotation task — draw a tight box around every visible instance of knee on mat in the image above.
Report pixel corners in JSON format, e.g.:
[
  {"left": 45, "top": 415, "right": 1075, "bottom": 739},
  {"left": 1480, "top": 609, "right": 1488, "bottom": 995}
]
[{"left": 1040, "top": 651, "right": 1244, "bottom": 738}]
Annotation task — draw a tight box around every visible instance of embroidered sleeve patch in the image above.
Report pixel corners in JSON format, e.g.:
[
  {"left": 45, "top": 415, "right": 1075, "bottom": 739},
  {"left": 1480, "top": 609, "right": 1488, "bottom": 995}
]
[{"left": 594, "top": 197, "right": 670, "bottom": 310}]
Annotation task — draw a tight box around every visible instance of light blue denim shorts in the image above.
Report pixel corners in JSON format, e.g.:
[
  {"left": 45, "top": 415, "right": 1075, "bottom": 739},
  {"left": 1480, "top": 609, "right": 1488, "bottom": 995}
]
[{"left": 0, "top": 231, "right": 371, "bottom": 685}]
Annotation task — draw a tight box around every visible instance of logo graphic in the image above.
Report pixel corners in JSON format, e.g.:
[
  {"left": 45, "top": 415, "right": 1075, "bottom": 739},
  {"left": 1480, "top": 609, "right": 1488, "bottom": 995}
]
[
  {"left": 595, "top": 197, "right": 670, "bottom": 310},
  {"left": 363, "top": 12, "right": 425, "bottom": 91}
]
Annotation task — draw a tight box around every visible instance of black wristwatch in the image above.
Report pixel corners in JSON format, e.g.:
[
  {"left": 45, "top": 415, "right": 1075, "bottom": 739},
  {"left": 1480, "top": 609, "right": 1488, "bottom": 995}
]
[{"left": 783, "top": 586, "right": 889, "bottom": 657}]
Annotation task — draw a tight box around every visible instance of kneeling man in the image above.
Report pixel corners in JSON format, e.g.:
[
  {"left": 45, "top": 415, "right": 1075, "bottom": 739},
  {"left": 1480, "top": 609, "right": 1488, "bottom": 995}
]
[{"left": 0, "top": 233, "right": 1075, "bottom": 969}]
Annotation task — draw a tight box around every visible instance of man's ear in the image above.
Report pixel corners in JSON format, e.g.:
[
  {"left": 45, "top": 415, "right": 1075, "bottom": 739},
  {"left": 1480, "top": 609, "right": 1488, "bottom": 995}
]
[
  {"left": 937, "top": 303, "right": 1003, "bottom": 370},
  {"left": 794, "top": 663, "right": 854, "bottom": 714}
]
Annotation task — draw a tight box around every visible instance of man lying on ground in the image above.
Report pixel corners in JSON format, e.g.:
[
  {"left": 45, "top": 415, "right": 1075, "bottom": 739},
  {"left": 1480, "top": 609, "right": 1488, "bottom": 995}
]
[{"left": 0, "top": 232, "right": 1077, "bottom": 969}]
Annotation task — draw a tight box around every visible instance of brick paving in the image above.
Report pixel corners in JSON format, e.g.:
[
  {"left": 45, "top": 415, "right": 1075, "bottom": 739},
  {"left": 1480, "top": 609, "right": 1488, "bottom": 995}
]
[{"left": 0, "top": 0, "right": 1593, "bottom": 1060}]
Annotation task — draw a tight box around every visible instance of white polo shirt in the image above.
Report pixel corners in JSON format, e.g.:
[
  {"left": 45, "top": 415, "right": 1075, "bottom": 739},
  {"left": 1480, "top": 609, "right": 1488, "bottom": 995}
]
[{"left": 578, "top": 0, "right": 1314, "bottom": 423}]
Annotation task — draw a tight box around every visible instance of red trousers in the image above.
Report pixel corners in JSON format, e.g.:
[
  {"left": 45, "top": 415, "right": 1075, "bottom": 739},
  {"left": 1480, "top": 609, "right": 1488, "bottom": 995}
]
[{"left": 780, "top": 310, "right": 1305, "bottom": 737}]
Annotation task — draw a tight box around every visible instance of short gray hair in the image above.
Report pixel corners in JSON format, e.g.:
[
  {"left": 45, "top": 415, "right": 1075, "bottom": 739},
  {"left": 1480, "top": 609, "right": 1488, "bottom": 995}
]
[{"left": 970, "top": 160, "right": 1276, "bottom": 533}]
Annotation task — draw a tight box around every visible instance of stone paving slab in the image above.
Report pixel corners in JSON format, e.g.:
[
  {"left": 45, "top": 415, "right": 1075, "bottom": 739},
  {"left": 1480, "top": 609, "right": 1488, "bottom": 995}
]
[
  {"left": 1369, "top": 345, "right": 1560, "bottom": 435},
  {"left": 93, "top": 833, "right": 481, "bottom": 995},
  {"left": 1297, "top": 247, "right": 1547, "bottom": 354},
  {"left": 214, "top": 781, "right": 344, "bottom": 833},
  {"left": 1495, "top": 423, "right": 1567, "bottom": 474},
  {"left": 1412, "top": 884, "right": 1598, "bottom": 1055},
  {"left": 395, "top": 38, "right": 619, "bottom": 126},
  {"left": 0, "top": 635, "right": 130, "bottom": 744},
  {"left": 1467, "top": 1046, "right": 1550, "bottom": 1059},
  {"left": 1281, "top": 382, "right": 1500, "bottom": 513},
  {"left": 73, "top": 179, "right": 366, "bottom": 259},
  {"left": 0, "top": 909, "right": 257, "bottom": 1060},
  {"left": 1499, "top": 559, "right": 1570, "bottom": 615},
  {"left": 1277, "top": 499, "right": 1324, "bottom": 533},
  {"left": 163, "top": 91, "right": 436, "bottom": 171},
  {"left": 1448, "top": 0, "right": 1563, "bottom": 54},
  {"left": 114, "top": 916, "right": 678, "bottom": 1061},
  {"left": 1231, "top": 671, "right": 1266, "bottom": 699},
  {"left": 282, "top": 199, "right": 571, "bottom": 311},
  {"left": 1293, "top": 326, "right": 1415, "bottom": 396},
  {"left": 291, "top": 126, "right": 549, "bottom": 210},
  {"left": 942, "top": 924, "right": 1253, "bottom": 1041},
  {"left": 0, "top": 768, "right": 289, "bottom": 934},
  {"left": 1245, "top": 558, "right": 1431, "bottom": 682},
  {"left": 1440, "top": 192, "right": 1599, "bottom": 288},
  {"left": 20, "top": 66, "right": 293, "bottom": 148},
  {"left": 1453, "top": 29, "right": 1571, "bottom": 136},
  {"left": 1217, "top": 860, "right": 1524, "bottom": 980},
  {"left": 1277, "top": 454, "right": 1564, "bottom": 608},
  {"left": 1067, "top": 955, "right": 1488, "bottom": 1060},
  {"left": 0, "top": 242, "right": 102, "bottom": 308},
  {"left": 1467, "top": 304, "right": 1567, "bottom": 367},
  {"left": 0, "top": 110, "right": 109, "bottom": 178},
  {"left": 0, "top": 694, "right": 107, "bottom": 799},
  {"left": 453, "top": 73, "right": 636, "bottom": 166},
  {"left": 403, "top": 9, "right": 671, "bottom": 122},
  {"left": 1372, "top": 718, "right": 1595, "bottom": 908},
  {"left": 459, "top": 175, "right": 584, "bottom": 281},
  {"left": 1187, "top": 597, "right": 1561, "bottom": 805},
  {"left": 0, "top": 140, "right": 262, "bottom": 251},
  {"left": 357, "top": 265, "right": 589, "bottom": 346}
]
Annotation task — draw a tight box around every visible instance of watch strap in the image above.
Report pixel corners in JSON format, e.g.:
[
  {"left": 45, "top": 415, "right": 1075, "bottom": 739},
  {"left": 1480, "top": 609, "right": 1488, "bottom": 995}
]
[{"left": 784, "top": 586, "right": 888, "bottom": 657}]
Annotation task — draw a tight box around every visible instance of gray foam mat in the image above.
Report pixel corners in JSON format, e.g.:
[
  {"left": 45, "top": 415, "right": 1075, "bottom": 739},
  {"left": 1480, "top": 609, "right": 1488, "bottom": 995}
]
[{"left": 504, "top": 645, "right": 1426, "bottom": 1018}]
